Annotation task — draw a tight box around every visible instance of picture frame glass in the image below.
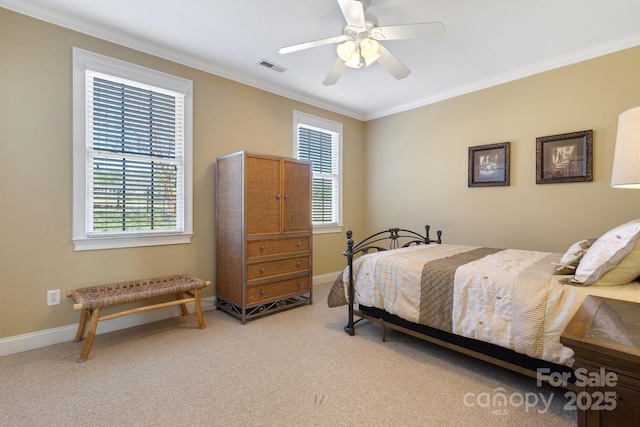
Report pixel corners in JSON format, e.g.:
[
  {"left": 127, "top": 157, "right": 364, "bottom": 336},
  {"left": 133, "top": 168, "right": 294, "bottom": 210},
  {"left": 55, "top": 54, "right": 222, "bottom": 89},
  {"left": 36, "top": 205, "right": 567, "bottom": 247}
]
[{"left": 473, "top": 149, "right": 506, "bottom": 183}]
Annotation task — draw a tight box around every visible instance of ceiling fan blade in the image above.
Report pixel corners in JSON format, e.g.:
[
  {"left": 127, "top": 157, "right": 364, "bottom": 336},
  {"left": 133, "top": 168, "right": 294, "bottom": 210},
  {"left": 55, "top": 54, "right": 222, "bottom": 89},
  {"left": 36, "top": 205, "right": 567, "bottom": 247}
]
[
  {"left": 375, "top": 44, "right": 410, "bottom": 80},
  {"left": 279, "top": 35, "right": 350, "bottom": 54},
  {"left": 337, "top": 0, "right": 366, "bottom": 30},
  {"left": 323, "top": 58, "right": 346, "bottom": 86},
  {"left": 373, "top": 22, "right": 446, "bottom": 40}
]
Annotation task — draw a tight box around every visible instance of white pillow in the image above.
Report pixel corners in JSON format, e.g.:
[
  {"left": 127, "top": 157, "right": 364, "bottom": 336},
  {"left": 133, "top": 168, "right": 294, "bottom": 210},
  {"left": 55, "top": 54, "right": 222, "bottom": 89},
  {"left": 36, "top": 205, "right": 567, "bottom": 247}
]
[
  {"left": 595, "top": 239, "right": 640, "bottom": 285},
  {"left": 574, "top": 219, "right": 640, "bottom": 284},
  {"left": 554, "top": 239, "right": 595, "bottom": 275}
]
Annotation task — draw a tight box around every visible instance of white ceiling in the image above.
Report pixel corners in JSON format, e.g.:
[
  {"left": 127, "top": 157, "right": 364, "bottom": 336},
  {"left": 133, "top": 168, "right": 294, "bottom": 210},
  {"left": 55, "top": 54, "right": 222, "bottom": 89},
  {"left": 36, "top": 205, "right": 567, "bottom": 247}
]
[{"left": 4, "top": 0, "right": 640, "bottom": 120}]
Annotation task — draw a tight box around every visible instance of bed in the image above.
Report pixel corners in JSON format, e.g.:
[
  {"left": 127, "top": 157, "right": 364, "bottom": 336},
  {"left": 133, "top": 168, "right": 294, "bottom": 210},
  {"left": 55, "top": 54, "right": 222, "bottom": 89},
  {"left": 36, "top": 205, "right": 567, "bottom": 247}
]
[{"left": 328, "top": 220, "right": 640, "bottom": 384}]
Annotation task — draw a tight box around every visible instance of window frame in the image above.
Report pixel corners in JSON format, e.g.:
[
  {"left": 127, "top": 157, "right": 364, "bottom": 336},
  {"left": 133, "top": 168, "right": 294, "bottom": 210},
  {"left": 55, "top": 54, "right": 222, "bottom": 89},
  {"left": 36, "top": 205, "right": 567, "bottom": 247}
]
[
  {"left": 72, "top": 47, "right": 193, "bottom": 251},
  {"left": 293, "top": 111, "right": 343, "bottom": 234}
]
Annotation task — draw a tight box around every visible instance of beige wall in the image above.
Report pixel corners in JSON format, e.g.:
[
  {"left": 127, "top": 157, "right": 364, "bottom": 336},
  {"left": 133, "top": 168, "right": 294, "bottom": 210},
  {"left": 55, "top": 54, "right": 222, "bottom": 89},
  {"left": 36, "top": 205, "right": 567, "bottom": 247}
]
[
  {"left": 363, "top": 46, "right": 640, "bottom": 252},
  {"left": 2, "top": 7, "right": 640, "bottom": 341},
  {"left": 0, "top": 9, "right": 364, "bottom": 338}
]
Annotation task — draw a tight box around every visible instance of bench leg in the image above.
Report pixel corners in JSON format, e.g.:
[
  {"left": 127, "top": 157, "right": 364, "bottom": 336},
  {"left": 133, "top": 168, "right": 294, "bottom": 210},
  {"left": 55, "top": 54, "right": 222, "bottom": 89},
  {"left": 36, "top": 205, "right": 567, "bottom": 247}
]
[
  {"left": 77, "top": 307, "right": 100, "bottom": 363},
  {"left": 194, "top": 288, "right": 205, "bottom": 329},
  {"left": 178, "top": 292, "right": 189, "bottom": 316},
  {"left": 73, "top": 309, "right": 89, "bottom": 342}
]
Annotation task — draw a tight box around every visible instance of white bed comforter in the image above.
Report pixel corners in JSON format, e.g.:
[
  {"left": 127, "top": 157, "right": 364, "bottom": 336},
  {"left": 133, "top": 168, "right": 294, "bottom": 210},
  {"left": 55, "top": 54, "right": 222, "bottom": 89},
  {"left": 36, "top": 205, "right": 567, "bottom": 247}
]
[{"left": 343, "top": 244, "right": 640, "bottom": 366}]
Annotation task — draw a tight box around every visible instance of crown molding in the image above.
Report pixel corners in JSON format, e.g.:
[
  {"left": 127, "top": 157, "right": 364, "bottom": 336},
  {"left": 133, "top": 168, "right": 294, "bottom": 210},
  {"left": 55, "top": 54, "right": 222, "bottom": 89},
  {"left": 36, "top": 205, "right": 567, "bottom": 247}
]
[
  {"left": 0, "top": 0, "right": 367, "bottom": 120},
  {"left": 3, "top": 0, "right": 640, "bottom": 122},
  {"left": 365, "top": 32, "right": 640, "bottom": 121}
]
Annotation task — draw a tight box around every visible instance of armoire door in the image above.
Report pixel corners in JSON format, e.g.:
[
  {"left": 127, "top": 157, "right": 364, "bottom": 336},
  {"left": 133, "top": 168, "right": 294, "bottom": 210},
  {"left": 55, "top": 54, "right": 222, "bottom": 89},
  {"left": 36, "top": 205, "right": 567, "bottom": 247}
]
[
  {"left": 282, "top": 159, "right": 311, "bottom": 234},
  {"left": 245, "top": 154, "right": 281, "bottom": 236}
]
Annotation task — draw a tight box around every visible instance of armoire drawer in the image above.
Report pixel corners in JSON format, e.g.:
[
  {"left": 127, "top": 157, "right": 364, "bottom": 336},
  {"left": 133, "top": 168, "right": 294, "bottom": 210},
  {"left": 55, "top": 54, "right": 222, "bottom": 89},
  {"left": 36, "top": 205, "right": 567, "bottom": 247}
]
[
  {"left": 246, "top": 275, "right": 311, "bottom": 305},
  {"left": 246, "top": 236, "right": 311, "bottom": 259},
  {"left": 246, "top": 255, "right": 311, "bottom": 282}
]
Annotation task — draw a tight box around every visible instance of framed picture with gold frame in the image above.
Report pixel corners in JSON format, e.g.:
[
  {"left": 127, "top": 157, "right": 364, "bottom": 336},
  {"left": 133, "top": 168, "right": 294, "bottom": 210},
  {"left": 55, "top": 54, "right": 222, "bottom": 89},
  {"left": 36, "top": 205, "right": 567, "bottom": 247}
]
[{"left": 536, "top": 130, "right": 593, "bottom": 184}]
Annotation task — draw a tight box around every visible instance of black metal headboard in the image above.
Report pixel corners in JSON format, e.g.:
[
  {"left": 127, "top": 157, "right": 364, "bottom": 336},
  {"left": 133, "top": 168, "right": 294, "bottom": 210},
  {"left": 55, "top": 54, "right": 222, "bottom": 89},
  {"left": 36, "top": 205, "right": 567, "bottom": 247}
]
[{"left": 344, "top": 225, "right": 442, "bottom": 259}]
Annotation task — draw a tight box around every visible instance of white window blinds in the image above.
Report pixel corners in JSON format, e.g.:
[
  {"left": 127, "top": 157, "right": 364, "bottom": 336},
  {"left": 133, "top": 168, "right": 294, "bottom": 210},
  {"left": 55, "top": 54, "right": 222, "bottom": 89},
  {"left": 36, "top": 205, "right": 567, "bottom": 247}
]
[
  {"left": 294, "top": 111, "right": 342, "bottom": 229},
  {"left": 88, "top": 72, "right": 185, "bottom": 233}
]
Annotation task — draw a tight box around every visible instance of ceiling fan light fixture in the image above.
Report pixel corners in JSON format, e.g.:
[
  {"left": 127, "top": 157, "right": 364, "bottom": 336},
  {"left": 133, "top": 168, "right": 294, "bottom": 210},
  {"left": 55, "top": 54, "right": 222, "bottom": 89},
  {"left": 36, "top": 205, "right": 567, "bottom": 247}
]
[
  {"left": 337, "top": 40, "right": 363, "bottom": 68},
  {"left": 336, "top": 40, "right": 356, "bottom": 62},
  {"left": 363, "top": 53, "right": 380, "bottom": 67},
  {"left": 360, "top": 37, "right": 379, "bottom": 58},
  {"left": 344, "top": 50, "right": 363, "bottom": 68}
]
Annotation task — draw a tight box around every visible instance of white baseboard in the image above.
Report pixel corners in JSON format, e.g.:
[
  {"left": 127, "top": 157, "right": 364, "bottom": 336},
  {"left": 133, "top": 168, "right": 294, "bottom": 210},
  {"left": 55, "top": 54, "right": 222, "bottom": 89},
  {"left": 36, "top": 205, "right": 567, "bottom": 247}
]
[
  {"left": 0, "top": 296, "right": 217, "bottom": 357},
  {"left": 0, "top": 275, "right": 341, "bottom": 357},
  {"left": 313, "top": 271, "right": 340, "bottom": 286}
]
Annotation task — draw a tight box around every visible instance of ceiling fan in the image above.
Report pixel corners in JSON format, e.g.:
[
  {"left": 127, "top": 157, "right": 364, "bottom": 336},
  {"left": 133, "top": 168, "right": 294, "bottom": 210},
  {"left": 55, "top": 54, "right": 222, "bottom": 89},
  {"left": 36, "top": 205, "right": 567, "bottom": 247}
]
[{"left": 278, "top": 0, "right": 446, "bottom": 85}]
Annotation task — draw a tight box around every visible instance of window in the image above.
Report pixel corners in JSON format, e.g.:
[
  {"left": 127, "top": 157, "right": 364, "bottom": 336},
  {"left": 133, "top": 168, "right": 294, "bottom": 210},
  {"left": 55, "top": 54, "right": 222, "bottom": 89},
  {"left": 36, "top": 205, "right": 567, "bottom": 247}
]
[
  {"left": 293, "top": 111, "right": 343, "bottom": 233},
  {"left": 72, "top": 48, "right": 193, "bottom": 250}
]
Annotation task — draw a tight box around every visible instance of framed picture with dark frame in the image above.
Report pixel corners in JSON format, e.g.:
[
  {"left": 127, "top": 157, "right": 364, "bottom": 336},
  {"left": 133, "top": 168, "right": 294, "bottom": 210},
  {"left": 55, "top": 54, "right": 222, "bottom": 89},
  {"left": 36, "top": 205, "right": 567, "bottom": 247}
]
[
  {"left": 536, "top": 130, "right": 593, "bottom": 184},
  {"left": 468, "top": 142, "right": 510, "bottom": 187}
]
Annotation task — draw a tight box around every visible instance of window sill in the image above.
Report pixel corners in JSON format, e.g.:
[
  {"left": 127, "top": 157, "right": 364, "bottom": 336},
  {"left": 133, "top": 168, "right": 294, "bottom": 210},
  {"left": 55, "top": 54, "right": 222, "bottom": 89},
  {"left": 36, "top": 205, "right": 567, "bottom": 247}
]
[{"left": 73, "top": 232, "right": 193, "bottom": 251}]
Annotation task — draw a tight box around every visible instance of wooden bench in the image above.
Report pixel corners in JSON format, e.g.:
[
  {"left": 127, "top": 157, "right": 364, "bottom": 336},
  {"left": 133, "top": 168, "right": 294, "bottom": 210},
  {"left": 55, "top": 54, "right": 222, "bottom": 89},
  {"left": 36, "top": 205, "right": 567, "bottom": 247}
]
[{"left": 66, "top": 274, "right": 211, "bottom": 362}]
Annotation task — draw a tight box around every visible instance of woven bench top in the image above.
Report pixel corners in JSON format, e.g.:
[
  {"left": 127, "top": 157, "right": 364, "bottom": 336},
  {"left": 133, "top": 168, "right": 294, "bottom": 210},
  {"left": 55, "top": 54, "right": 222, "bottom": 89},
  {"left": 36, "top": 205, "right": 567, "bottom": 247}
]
[{"left": 69, "top": 274, "right": 208, "bottom": 310}]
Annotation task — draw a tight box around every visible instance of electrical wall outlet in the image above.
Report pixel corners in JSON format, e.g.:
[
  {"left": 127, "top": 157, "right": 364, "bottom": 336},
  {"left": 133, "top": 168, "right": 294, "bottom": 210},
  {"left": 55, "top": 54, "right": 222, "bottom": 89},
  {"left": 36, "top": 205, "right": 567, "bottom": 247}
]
[{"left": 47, "top": 289, "right": 60, "bottom": 306}]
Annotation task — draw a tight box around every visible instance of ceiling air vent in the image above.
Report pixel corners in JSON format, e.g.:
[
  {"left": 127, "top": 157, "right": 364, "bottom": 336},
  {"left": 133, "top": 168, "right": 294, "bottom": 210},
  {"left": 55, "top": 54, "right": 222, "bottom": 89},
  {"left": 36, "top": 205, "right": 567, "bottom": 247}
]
[{"left": 258, "top": 59, "right": 287, "bottom": 73}]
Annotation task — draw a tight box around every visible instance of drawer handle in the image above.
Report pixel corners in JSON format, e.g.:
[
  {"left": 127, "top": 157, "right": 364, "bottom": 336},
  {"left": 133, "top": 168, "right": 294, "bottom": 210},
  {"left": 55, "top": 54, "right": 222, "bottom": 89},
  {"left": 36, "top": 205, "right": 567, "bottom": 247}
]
[
  {"left": 296, "top": 282, "right": 301, "bottom": 288},
  {"left": 260, "top": 245, "right": 265, "bottom": 251},
  {"left": 284, "top": 194, "right": 289, "bottom": 200},
  {"left": 296, "top": 242, "right": 302, "bottom": 247},
  {"left": 260, "top": 290, "right": 265, "bottom": 296},
  {"left": 296, "top": 262, "right": 301, "bottom": 267},
  {"left": 276, "top": 194, "right": 281, "bottom": 200},
  {"left": 260, "top": 268, "right": 265, "bottom": 273}
]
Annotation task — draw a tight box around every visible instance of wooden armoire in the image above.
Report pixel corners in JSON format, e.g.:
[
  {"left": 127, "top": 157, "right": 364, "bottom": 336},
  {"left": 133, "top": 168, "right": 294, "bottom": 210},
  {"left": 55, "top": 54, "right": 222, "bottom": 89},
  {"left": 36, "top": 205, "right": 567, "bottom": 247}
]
[{"left": 215, "top": 151, "right": 313, "bottom": 323}]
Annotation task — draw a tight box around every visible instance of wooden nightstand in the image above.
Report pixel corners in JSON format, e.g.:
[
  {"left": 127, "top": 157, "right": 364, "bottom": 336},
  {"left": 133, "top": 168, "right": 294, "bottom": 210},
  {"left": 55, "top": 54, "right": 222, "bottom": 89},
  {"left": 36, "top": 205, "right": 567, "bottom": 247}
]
[{"left": 560, "top": 295, "right": 640, "bottom": 426}]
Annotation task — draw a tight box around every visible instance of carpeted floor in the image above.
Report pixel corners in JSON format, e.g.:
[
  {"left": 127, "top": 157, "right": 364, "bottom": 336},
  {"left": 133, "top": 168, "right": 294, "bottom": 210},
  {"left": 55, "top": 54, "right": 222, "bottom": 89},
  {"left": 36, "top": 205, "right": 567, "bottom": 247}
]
[{"left": 0, "top": 282, "right": 577, "bottom": 426}]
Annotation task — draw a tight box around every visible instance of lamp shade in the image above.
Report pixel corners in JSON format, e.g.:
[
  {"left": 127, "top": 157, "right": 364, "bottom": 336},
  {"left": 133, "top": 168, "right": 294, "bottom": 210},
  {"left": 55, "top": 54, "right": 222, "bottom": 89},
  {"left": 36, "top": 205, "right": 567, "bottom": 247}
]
[{"left": 612, "top": 106, "right": 640, "bottom": 188}]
